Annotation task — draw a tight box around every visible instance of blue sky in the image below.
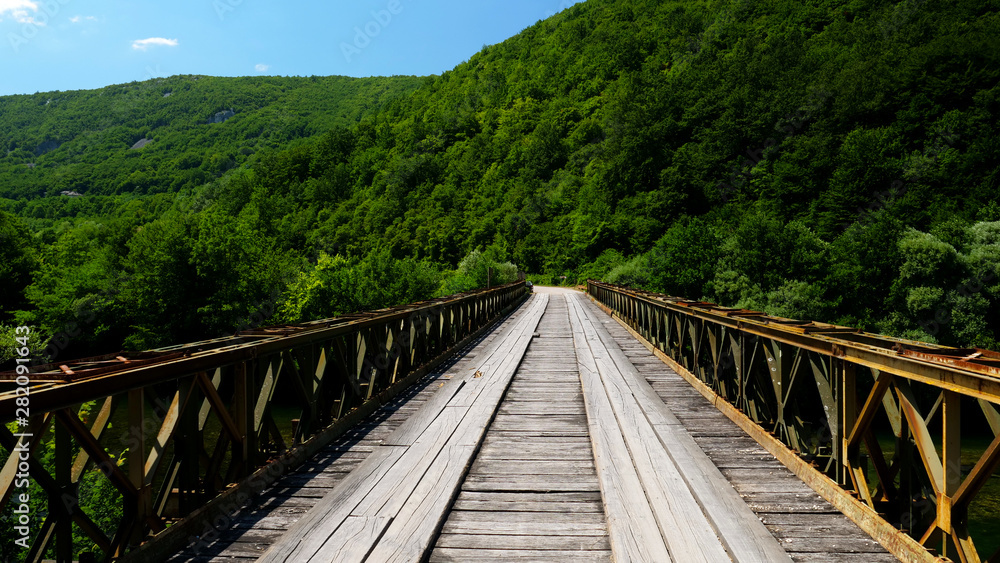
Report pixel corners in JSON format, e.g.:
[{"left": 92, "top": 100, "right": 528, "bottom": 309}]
[{"left": 0, "top": 0, "right": 583, "bottom": 96}]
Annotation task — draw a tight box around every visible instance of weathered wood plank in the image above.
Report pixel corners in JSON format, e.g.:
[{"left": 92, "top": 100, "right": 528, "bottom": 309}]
[
  {"left": 758, "top": 512, "right": 874, "bottom": 532},
  {"left": 429, "top": 294, "right": 612, "bottom": 562},
  {"left": 569, "top": 301, "right": 674, "bottom": 562},
  {"left": 489, "top": 418, "right": 588, "bottom": 430},
  {"left": 306, "top": 515, "right": 391, "bottom": 562},
  {"left": 477, "top": 445, "right": 595, "bottom": 461},
  {"left": 358, "top": 297, "right": 552, "bottom": 563},
  {"left": 481, "top": 434, "right": 592, "bottom": 445},
  {"left": 200, "top": 541, "right": 269, "bottom": 558},
  {"left": 468, "top": 459, "right": 596, "bottom": 475},
  {"left": 574, "top": 301, "right": 795, "bottom": 563},
  {"left": 355, "top": 444, "right": 471, "bottom": 562},
  {"left": 254, "top": 445, "right": 407, "bottom": 561},
  {"left": 451, "top": 498, "right": 604, "bottom": 513},
  {"left": 776, "top": 535, "right": 888, "bottom": 553},
  {"left": 380, "top": 374, "right": 466, "bottom": 446},
  {"left": 444, "top": 510, "right": 606, "bottom": 525},
  {"left": 569, "top": 296, "right": 733, "bottom": 563},
  {"left": 455, "top": 490, "right": 603, "bottom": 503},
  {"left": 498, "top": 404, "right": 586, "bottom": 415},
  {"left": 704, "top": 453, "right": 786, "bottom": 468},
  {"left": 731, "top": 481, "right": 820, "bottom": 494},
  {"left": 501, "top": 393, "right": 583, "bottom": 402},
  {"left": 429, "top": 547, "right": 612, "bottom": 562},
  {"left": 484, "top": 430, "right": 592, "bottom": 438},
  {"left": 435, "top": 533, "right": 612, "bottom": 549},
  {"left": 787, "top": 553, "right": 901, "bottom": 562},
  {"left": 462, "top": 474, "right": 600, "bottom": 491},
  {"left": 738, "top": 491, "right": 837, "bottom": 513},
  {"left": 441, "top": 520, "right": 609, "bottom": 537}
]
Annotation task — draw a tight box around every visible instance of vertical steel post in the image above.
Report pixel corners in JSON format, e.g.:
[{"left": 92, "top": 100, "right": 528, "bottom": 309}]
[
  {"left": 232, "top": 362, "right": 253, "bottom": 478},
  {"left": 841, "top": 361, "right": 857, "bottom": 489},
  {"left": 54, "top": 417, "right": 72, "bottom": 562},
  {"left": 127, "top": 389, "right": 147, "bottom": 547},
  {"left": 177, "top": 377, "right": 200, "bottom": 516},
  {"left": 940, "top": 390, "right": 961, "bottom": 557}
]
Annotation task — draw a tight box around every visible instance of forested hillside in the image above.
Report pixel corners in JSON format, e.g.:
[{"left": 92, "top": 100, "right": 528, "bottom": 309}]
[
  {"left": 0, "top": 75, "right": 422, "bottom": 200},
  {"left": 3, "top": 0, "right": 1000, "bottom": 365}
]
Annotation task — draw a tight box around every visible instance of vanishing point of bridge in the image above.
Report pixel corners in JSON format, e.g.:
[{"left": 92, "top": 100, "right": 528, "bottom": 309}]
[{"left": 4, "top": 282, "right": 1000, "bottom": 562}]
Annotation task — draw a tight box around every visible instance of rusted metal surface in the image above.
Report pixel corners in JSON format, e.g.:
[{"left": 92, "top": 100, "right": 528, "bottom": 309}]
[
  {"left": 0, "top": 351, "right": 188, "bottom": 383},
  {"left": 589, "top": 280, "right": 1000, "bottom": 563},
  {"left": 0, "top": 282, "right": 527, "bottom": 561}
]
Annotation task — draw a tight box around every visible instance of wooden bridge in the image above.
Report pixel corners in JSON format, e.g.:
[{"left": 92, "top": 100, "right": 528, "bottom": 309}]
[{"left": 4, "top": 282, "right": 1000, "bottom": 562}]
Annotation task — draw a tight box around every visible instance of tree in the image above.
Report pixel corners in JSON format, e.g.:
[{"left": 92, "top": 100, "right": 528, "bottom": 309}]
[
  {"left": 119, "top": 215, "right": 199, "bottom": 349},
  {"left": 0, "top": 210, "right": 35, "bottom": 319},
  {"left": 645, "top": 216, "right": 719, "bottom": 299}
]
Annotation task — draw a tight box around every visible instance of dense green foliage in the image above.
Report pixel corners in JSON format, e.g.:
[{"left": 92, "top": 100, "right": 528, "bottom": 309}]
[
  {"left": 2, "top": 0, "right": 1000, "bottom": 367},
  {"left": 0, "top": 75, "right": 422, "bottom": 199}
]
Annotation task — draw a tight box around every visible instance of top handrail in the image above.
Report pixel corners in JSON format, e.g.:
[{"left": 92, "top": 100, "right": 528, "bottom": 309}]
[
  {"left": 588, "top": 280, "right": 1000, "bottom": 403},
  {"left": 0, "top": 281, "right": 526, "bottom": 418}
]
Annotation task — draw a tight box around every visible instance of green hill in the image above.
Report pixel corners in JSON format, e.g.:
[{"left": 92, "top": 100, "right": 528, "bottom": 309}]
[
  {"left": 2, "top": 0, "right": 1000, "bottom": 361},
  {"left": 0, "top": 74, "right": 422, "bottom": 199}
]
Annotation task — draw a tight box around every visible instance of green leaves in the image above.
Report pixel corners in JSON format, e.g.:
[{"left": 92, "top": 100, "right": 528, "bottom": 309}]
[
  {"left": 439, "top": 248, "right": 518, "bottom": 295},
  {"left": 0, "top": 211, "right": 36, "bottom": 319},
  {"left": 281, "top": 249, "right": 440, "bottom": 323},
  {"left": 896, "top": 228, "right": 959, "bottom": 286},
  {"left": 0, "top": 75, "right": 424, "bottom": 200}
]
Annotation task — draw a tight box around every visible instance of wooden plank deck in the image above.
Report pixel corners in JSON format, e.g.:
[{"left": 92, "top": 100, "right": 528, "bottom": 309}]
[
  {"left": 166, "top": 287, "right": 899, "bottom": 563},
  {"left": 428, "top": 293, "right": 613, "bottom": 562}
]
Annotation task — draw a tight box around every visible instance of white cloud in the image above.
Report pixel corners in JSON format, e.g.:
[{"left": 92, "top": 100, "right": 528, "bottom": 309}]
[
  {"left": 132, "top": 37, "right": 179, "bottom": 51},
  {"left": 13, "top": 11, "right": 39, "bottom": 24},
  {"left": 0, "top": 0, "right": 44, "bottom": 25},
  {"left": 70, "top": 15, "right": 97, "bottom": 23},
  {"left": 0, "top": 0, "right": 36, "bottom": 16},
  {"left": 255, "top": 64, "right": 270, "bottom": 73},
  {"left": 0, "top": 0, "right": 37, "bottom": 9}
]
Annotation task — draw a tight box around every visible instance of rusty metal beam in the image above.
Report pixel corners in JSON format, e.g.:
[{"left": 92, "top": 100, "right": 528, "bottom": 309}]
[
  {"left": 55, "top": 409, "right": 138, "bottom": 498},
  {"left": 0, "top": 414, "right": 51, "bottom": 508},
  {"left": 587, "top": 281, "right": 1000, "bottom": 403},
  {"left": 70, "top": 397, "right": 117, "bottom": 478},
  {"left": 847, "top": 371, "right": 895, "bottom": 451},
  {"left": 0, "top": 282, "right": 528, "bottom": 417},
  {"left": 143, "top": 389, "right": 184, "bottom": 488},
  {"left": 953, "top": 432, "right": 1000, "bottom": 513},
  {"left": 589, "top": 288, "right": 946, "bottom": 563},
  {"left": 896, "top": 381, "right": 945, "bottom": 497},
  {"left": 195, "top": 371, "right": 241, "bottom": 444}
]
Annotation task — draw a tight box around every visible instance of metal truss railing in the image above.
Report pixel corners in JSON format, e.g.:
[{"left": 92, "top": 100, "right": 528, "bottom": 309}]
[
  {"left": 588, "top": 280, "right": 1000, "bottom": 563},
  {"left": 0, "top": 281, "right": 527, "bottom": 562}
]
